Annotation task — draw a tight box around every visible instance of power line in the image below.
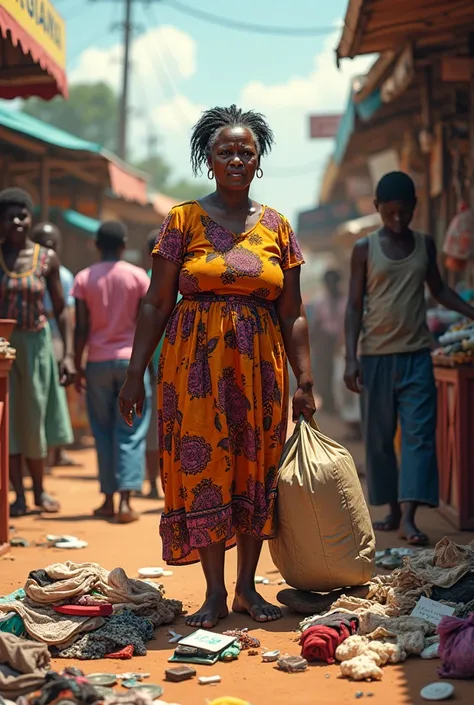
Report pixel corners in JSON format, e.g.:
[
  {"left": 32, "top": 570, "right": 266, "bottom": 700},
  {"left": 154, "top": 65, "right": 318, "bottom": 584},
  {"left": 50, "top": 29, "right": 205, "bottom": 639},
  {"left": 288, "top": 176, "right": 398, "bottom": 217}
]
[
  {"left": 160, "top": 0, "right": 336, "bottom": 37},
  {"left": 144, "top": 5, "right": 195, "bottom": 129}
]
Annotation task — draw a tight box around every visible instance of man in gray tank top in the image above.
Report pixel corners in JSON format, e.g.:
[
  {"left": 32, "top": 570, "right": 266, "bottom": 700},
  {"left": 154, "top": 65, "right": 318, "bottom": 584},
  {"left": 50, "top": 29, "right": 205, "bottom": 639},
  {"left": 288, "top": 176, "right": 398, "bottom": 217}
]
[{"left": 344, "top": 171, "right": 474, "bottom": 546}]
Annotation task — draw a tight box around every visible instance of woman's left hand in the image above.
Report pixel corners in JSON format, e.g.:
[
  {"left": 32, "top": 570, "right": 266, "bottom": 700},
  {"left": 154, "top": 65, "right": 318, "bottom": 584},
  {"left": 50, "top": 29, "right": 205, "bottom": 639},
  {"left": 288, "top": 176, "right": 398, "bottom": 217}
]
[
  {"left": 292, "top": 386, "right": 317, "bottom": 422},
  {"left": 59, "top": 355, "right": 76, "bottom": 387}
]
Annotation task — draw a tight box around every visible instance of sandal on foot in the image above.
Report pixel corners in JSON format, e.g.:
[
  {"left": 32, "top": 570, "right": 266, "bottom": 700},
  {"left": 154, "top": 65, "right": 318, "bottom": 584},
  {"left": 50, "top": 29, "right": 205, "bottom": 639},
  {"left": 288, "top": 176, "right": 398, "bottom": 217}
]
[
  {"left": 117, "top": 510, "right": 139, "bottom": 524},
  {"left": 373, "top": 516, "right": 401, "bottom": 532},
  {"left": 36, "top": 493, "right": 60, "bottom": 514},
  {"left": 10, "top": 498, "right": 28, "bottom": 518},
  {"left": 56, "top": 455, "right": 82, "bottom": 468}
]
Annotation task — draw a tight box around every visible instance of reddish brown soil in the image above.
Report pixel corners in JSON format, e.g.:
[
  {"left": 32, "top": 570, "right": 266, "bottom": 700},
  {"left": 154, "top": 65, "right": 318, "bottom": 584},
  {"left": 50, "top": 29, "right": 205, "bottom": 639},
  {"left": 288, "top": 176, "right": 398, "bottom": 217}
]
[{"left": 1, "top": 413, "right": 472, "bottom": 705}]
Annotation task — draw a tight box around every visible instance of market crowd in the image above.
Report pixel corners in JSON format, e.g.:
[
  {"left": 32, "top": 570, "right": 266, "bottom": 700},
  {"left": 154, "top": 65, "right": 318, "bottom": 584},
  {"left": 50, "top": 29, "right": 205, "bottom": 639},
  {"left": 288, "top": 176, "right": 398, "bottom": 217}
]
[
  {"left": 0, "top": 188, "right": 163, "bottom": 523},
  {"left": 2, "top": 105, "right": 474, "bottom": 631}
]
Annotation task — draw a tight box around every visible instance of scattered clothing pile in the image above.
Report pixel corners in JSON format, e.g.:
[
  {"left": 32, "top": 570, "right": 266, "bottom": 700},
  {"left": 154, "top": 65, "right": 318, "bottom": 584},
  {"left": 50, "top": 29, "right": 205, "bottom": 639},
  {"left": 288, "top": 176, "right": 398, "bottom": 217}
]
[
  {"left": 0, "top": 562, "right": 182, "bottom": 662},
  {"left": 0, "top": 634, "right": 50, "bottom": 699},
  {"left": 56, "top": 611, "right": 154, "bottom": 660},
  {"left": 299, "top": 538, "right": 474, "bottom": 680}
]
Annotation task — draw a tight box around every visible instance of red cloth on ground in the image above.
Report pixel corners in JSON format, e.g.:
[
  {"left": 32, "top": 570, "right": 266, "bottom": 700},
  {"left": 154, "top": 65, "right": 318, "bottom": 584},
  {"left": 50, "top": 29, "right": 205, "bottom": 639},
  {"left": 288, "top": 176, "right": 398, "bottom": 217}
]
[
  {"left": 300, "top": 621, "right": 357, "bottom": 664},
  {"left": 105, "top": 644, "right": 134, "bottom": 660}
]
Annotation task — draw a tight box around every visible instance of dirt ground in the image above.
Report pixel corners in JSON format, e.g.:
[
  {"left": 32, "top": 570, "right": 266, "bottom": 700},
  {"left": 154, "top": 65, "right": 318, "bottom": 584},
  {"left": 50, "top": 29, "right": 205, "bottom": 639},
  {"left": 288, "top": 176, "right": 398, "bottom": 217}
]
[{"left": 2, "top": 413, "right": 473, "bottom": 705}]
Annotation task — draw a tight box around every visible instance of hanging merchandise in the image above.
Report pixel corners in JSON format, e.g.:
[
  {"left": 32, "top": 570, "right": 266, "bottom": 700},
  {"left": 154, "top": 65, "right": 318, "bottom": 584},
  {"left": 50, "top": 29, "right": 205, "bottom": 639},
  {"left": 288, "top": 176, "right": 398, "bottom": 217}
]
[
  {"left": 269, "top": 418, "right": 375, "bottom": 592},
  {"left": 443, "top": 202, "right": 474, "bottom": 271}
]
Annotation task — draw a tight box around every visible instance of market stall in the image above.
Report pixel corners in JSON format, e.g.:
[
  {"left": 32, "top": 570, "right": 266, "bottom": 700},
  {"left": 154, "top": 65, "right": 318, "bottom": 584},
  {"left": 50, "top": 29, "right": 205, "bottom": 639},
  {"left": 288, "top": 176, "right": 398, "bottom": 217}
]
[
  {"left": 432, "top": 320, "right": 474, "bottom": 531},
  {"left": 0, "top": 0, "right": 67, "bottom": 100}
]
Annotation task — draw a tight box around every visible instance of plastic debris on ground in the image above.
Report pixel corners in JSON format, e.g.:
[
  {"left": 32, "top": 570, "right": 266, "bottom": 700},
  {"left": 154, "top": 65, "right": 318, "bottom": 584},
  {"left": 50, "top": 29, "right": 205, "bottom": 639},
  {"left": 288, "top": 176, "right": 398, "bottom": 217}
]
[
  {"left": 168, "top": 630, "right": 182, "bottom": 644},
  {"left": 277, "top": 654, "right": 308, "bottom": 673},
  {"left": 374, "top": 547, "right": 419, "bottom": 570},
  {"left": 137, "top": 567, "right": 164, "bottom": 579},
  {"left": 420, "top": 682, "right": 455, "bottom": 701},
  {"left": 198, "top": 675, "right": 221, "bottom": 685},
  {"left": 164, "top": 665, "right": 196, "bottom": 682},
  {"left": 9, "top": 538, "right": 30, "bottom": 548},
  {"left": 46, "top": 535, "right": 88, "bottom": 549},
  {"left": 262, "top": 649, "right": 280, "bottom": 662}
]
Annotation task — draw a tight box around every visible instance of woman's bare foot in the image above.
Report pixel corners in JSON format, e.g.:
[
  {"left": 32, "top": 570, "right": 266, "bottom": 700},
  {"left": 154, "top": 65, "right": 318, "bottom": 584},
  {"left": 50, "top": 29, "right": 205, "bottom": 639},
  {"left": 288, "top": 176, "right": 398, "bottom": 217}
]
[
  {"left": 185, "top": 593, "right": 229, "bottom": 629},
  {"left": 232, "top": 589, "right": 282, "bottom": 622}
]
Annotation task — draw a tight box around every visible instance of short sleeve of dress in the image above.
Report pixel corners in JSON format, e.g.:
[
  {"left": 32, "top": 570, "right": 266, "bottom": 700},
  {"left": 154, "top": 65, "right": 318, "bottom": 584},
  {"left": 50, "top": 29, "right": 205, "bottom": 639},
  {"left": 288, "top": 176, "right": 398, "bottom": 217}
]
[
  {"left": 152, "top": 207, "right": 186, "bottom": 267},
  {"left": 279, "top": 216, "right": 305, "bottom": 271}
]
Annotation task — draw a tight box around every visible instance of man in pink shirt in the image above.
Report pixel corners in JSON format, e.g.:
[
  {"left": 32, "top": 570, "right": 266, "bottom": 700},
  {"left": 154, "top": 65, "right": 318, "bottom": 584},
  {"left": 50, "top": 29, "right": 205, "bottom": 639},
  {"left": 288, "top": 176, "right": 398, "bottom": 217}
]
[{"left": 72, "top": 221, "right": 151, "bottom": 523}]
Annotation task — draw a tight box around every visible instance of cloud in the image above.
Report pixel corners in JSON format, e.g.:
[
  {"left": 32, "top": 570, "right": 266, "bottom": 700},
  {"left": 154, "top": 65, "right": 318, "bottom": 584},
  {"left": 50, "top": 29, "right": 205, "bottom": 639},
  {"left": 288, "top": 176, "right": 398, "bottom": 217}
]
[
  {"left": 70, "top": 24, "right": 200, "bottom": 164},
  {"left": 69, "top": 26, "right": 376, "bottom": 222},
  {"left": 70, "top": 25, "right": 197, "bottom": 93},
  {"left": 152, "top": 95, "right": 205, "bottom": 135},
  {"left": 237, "top": 31, "right": 375, "bottom": 218},
  {"left": 241, "top": 31, "right": 373, "bottom": 112}
]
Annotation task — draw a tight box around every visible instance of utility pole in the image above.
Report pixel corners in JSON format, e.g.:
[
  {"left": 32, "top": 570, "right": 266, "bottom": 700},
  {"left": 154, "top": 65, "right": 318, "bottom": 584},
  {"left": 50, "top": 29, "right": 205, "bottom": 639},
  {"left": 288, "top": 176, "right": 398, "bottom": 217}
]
[
  {"left": 147, "top": 128, "right": 158, "bottom": 158},
  {"left": 91, "top": 0, "right": 161, "bottom": 160},
  {"left": 118, "top": 0, "right": 133, "bottom": 161}
]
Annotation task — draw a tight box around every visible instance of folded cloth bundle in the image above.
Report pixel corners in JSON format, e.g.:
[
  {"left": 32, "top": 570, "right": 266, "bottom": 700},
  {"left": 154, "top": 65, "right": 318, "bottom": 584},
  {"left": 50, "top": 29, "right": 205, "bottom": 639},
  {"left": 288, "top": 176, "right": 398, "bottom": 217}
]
[
  {"left": 0, "top": 598, "right": 104, "bottom": 646},
  {"left": 0, "top": 633, "right": 50, "bottom": 698},
  {"left": 23, "top": 562, "right": 182, "bottom": 627},
  {"left": 300, "top": 618, "right": 358, "bottom": 664}
]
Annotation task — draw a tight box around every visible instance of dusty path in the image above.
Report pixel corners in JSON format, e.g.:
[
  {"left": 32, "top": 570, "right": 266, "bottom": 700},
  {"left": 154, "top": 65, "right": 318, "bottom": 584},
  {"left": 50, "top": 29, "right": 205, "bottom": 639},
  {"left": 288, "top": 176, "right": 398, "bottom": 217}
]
[{"left": 2, "top": 415, "right": 472, "bottom": 705}]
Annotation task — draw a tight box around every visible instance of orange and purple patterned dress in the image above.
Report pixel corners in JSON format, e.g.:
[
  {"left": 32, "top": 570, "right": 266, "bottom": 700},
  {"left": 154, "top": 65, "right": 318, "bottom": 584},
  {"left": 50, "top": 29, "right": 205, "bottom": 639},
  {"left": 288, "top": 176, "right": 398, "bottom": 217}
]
[{"left": 152, "top": 201, "right": 304, "bottom": 565}]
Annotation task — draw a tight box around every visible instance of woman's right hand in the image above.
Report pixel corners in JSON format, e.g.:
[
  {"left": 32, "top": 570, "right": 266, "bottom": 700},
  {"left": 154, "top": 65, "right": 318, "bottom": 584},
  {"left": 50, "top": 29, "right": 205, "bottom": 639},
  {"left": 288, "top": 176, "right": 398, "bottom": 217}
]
[{"left": 119, "top": 371, "right": 145, "bottom": 427}]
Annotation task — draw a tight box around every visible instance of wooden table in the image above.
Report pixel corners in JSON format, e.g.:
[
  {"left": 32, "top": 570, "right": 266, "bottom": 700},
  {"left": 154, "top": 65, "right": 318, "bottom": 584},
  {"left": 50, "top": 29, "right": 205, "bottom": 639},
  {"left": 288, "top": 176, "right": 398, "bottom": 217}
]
[
  {"left": 0, "top": 356, "right": 13, "bottom": 556},
  {"left": 434, "top": 363, "right": 474, "bottom": 530}
]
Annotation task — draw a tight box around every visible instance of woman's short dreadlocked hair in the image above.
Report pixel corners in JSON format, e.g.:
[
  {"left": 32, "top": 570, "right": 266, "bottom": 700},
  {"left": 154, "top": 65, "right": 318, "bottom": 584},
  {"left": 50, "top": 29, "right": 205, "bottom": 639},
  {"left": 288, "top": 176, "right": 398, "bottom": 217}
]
[{"left": 190, "top": 105, "right": 274, "bottom": 176}]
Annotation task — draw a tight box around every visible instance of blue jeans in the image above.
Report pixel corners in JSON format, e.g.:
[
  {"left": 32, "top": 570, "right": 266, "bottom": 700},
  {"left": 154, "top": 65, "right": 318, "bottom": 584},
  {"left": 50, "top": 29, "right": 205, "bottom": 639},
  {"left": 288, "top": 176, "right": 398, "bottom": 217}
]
[
  {"left": 86, "top": 360, "right": 151, "bottom": 495},
  {"left": 360, "top": 350, "right": 439, "bottom": 508}
]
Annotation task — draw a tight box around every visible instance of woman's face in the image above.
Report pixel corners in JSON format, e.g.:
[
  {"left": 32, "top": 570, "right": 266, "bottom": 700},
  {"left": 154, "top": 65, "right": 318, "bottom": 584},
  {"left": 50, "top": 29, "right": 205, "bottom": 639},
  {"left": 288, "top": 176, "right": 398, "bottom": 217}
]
[
  {"left": 0, "top": 204, "right": 32, "bottom": 246},
  {"left": 209, "top": 126, "right": 259, "bottom": 191}
]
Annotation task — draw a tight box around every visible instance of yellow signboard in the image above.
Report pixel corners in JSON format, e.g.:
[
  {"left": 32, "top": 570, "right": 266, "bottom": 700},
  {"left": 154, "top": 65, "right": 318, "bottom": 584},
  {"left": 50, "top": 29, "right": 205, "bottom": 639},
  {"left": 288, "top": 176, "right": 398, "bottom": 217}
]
[{"left": 2, "top": 0, "right": 66, "bottom": 70}]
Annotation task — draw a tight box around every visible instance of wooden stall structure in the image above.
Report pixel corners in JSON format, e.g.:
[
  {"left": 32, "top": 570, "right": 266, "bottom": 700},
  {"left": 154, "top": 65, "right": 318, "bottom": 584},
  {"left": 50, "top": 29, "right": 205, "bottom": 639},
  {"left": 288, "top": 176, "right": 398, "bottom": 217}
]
[
  {"left": 0, "top": 0, "right": 67, "bottom": 101},
  {"left": 434, "top": 364, "right": 474, "bottom": 530},
  {"left": 333, "top": 0, "right": 474, "bottom": 530},
  {"left": 0, "top": 320, "right": 16, "bottom": 557}
]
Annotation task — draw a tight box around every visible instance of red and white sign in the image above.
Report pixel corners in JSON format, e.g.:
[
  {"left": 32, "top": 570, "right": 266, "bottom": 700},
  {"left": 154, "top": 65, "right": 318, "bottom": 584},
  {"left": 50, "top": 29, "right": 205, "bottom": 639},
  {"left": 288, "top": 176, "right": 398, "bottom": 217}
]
[{"left": 309, "top": 114, "right": 342, "bottom": 139}]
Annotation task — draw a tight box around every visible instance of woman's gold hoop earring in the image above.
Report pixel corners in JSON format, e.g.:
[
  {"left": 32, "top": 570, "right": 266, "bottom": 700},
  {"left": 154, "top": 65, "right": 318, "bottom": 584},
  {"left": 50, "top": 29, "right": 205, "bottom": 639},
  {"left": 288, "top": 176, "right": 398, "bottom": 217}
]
[
  {"left": 256, "top": 167, "right": 264, "bottom": 179},
  {"left": 207, "top": 168, "right": 214, "bottom": 180}
]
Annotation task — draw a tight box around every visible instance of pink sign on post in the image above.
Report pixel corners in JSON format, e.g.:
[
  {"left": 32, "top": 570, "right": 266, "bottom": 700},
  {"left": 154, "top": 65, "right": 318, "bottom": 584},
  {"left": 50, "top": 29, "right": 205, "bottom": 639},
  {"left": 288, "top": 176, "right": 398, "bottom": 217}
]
[{"left": 309, "top": 114, "right": 342, "bottom": 139}]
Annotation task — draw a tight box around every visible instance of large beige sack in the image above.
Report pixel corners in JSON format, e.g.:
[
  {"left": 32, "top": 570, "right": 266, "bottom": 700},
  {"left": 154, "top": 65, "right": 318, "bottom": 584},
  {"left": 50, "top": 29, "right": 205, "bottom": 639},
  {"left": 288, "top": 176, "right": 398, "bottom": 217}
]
[{"left": 269, "top": 419, "right": 375, "bottom": 592}]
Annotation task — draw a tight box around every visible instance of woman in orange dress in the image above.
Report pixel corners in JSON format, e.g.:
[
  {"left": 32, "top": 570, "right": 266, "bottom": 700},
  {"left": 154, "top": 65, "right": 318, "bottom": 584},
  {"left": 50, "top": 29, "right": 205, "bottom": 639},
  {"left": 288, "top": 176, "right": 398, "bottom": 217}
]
[{"left": 120, "top": 105, "right": 316, "bottom": 628}]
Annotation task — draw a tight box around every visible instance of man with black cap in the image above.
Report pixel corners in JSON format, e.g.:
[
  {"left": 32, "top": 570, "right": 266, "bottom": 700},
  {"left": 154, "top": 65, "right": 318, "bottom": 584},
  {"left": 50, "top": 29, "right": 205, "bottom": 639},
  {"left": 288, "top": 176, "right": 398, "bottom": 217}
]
[{"left": 72, "top": 221, "right": 151, "bottom": 523}]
